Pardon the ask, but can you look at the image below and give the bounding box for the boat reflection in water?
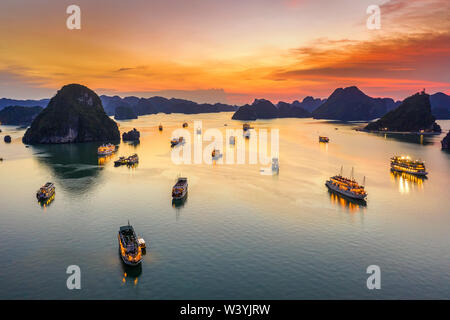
[119,256,142,287]
[97,154,114,165]
[390,170,426,194]
[38,194,55,208]
[172,194,188,208]
[328,190,367,213]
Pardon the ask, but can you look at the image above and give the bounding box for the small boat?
[243,123,252,131]
[229,136,236,145]
[118,222,143,266]
[172,177,188,200]
[158,124,163,131]
[325,168,367,200]
[182,122,188,128]
[272,157,279,172]
[98,143,116,156]
[243,130,251,139]
[212,149,223,160]
[390,155,427,176]
[171,137,185,148]
[196,127,202,135]
[36,182,55,201]
[114,154,139,167]
[319,136,329,143]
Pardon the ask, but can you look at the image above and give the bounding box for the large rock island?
[312,86,399,121]
[23,84,120,144]
[364,91,441,133]
[0,106,43,125]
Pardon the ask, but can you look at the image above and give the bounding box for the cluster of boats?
[325,155,428,201]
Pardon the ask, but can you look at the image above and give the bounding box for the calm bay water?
[0,113,449,299]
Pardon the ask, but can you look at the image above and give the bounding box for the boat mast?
[340,165,343,176]
[351,167,354,181]
[363,176,366,187]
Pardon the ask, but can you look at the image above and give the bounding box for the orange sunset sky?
[0,0,449,104]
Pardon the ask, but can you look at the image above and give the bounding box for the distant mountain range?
[1,88,450,121]
[0,106,43,125]
[232,99,311,120]
[100,95,238,118]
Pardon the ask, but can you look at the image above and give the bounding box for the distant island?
[312,86,400,121]
[232,99,311,120]
[364,91,441,134]
[0,106,43,125]
[114,105,138,120]
[23,84,120,144]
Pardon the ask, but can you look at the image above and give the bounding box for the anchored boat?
[325,168,367,200]
[115,154,139,167]
[118,222,143,266]
[36,182,55,201]
[272,157,279,173]
[212,149,223,160]
[182,122,188,128]
[98,143,116,156]
[172,177,188,200]
[390,156,427,176]
[229,136,236,145]
[319,136,329,143]
[171,137,185,148]
[158,123,163,131]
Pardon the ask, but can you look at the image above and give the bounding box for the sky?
[0,0,449,104]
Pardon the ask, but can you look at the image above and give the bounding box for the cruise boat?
[118,222,143,266]
[114,154,139,167]
[98,143,116,156]
[171,137,185,147]
[229,136,236,145]
[158,124,163,131]
[172,177,188,200]
[390,156,427,176]
[212,149,223,160]
[319,136,329,143]
[325,170,367,200]
[36,182,55,201]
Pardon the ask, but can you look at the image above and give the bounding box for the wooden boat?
[36,182,55,201]
[182,122,188,128]
[319,136,329,143]
[118,222,143,266]
[158,124,163,131]
[98,143,116,156]
[172,177,188,200]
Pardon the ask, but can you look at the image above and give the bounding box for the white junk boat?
[325,167,367,200]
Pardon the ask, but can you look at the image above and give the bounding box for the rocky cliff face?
[365,92,441,133]
[442,131,450,150]
[23,84,120,144]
